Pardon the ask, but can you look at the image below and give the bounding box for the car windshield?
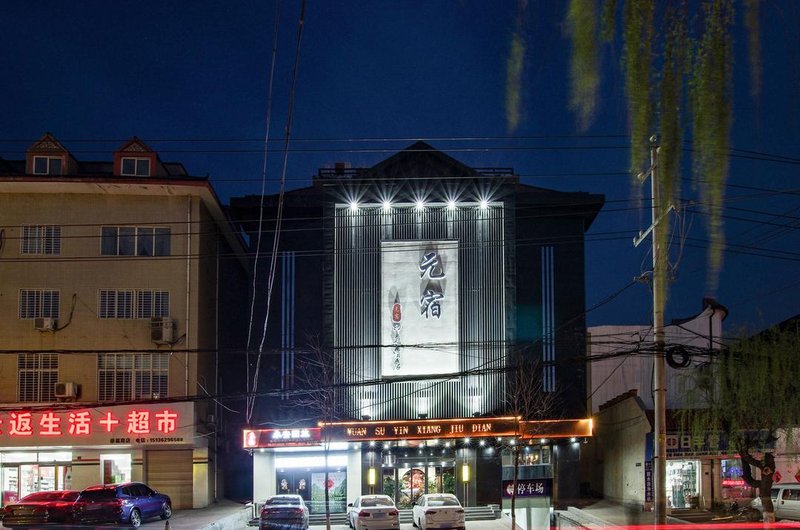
[426,496,459,506]
[20,491,78,502]
[79,489,117,500]
[266,496,301,506]
[361,497,393,507]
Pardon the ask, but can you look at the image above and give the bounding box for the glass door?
[19,464,39,498]
[276,470,311,501]
[1,467,19,506]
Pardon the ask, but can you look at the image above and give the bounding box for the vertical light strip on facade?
[541,246,555,392]
[281,251,296,397]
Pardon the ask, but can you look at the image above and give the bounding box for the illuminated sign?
[722,479,746,487]
[323,417,521,441]
[243,427,322,448]
[243,417,592,448]
[501,478,552,498]
[380,240,459,378]
[0,402,193,447]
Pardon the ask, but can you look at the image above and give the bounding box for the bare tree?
[502,350,558,530]
[293,336,343,530]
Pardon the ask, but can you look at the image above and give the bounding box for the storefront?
[0,401,211,509]
[245,416,591,510]
[644,431,758,509]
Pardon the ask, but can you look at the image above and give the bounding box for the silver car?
[260,494,309,530]
[348,494,399,530]
[412,493,465,530]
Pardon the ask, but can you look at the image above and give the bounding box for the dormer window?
[121,157,151,177]
[32,156,63,175]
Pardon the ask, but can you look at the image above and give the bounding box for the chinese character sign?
[501,479,552,498]
[0,402,193,447]
[381,240,459,377]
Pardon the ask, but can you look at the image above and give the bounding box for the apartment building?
[0,133,249,508]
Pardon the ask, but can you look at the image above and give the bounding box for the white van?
[751,483,800,520]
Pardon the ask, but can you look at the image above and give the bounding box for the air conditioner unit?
[54,382,77,398]
[34,317,57,332]
[150,317,175,344]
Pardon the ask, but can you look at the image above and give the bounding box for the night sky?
[2,1,799,334]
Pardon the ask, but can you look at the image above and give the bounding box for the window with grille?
[101,226,170,256]
[18,353,58,402]
[18,289,60,319]
[98,353,168,402]
[98,289,169,319]
[21,225,61,255]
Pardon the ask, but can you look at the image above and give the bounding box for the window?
[120,157,151,177]
[101,226,170,256]
[98,289,169,319]
[18,353,58,402]
[32,156,63,175]
[18,289,60,319]
[98,353,168,402]
[20,224,61,255]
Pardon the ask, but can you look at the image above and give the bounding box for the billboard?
[381,240,459,377]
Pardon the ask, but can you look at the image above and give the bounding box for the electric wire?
[245,0,283,427]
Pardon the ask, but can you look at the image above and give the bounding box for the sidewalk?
[143,499,252,530]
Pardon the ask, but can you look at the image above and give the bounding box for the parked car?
[347,494,399,530]
[751,483,800,521]
[260,494,309,530]
[2,490,80,527]
[74,482,171,528]
[412,493,465,530]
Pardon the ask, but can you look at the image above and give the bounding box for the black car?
[74,482,172,528]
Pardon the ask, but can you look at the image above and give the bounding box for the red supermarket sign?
[0,402,194,447]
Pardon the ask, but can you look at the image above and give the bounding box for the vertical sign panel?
[381,240,459,377]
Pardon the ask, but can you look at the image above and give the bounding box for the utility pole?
[633,135,671,526]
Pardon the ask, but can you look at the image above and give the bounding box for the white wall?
[252,451,275,503]
[588,301,726,412]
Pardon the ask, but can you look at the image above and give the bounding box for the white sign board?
[381,240,459,377]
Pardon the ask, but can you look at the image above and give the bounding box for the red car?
[2,490,80,527]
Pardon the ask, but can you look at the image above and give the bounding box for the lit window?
[32,156,63,175]
[18,289,60,319]
[20,225,61,255]
[121,157,151,177]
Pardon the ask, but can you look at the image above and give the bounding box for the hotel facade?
[229,143,603,515]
